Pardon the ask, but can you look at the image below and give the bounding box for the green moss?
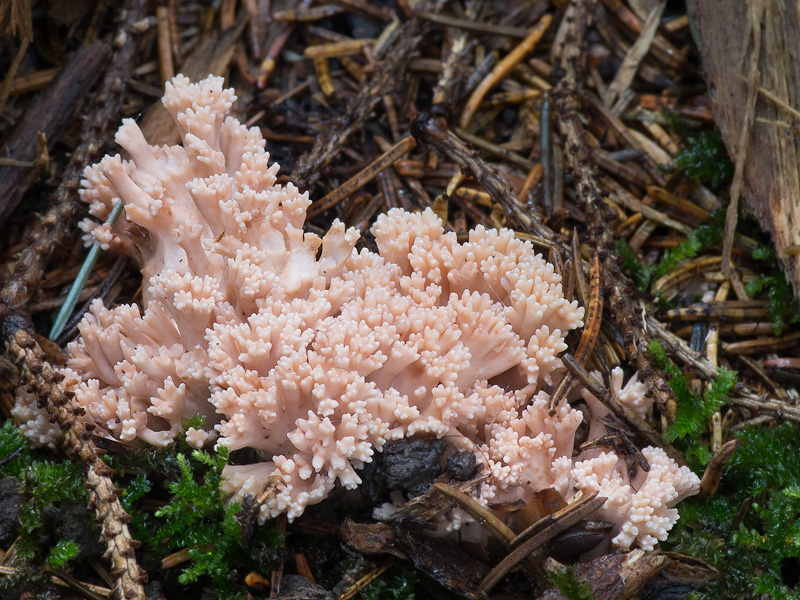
[666,422,800,598]
[648,339,736,444]
[357,569,417,600]
[17,461,87,564]
[672,131,734,188]
[128,447,244,585]
[746,246,799,335]
[615,239,654,291]
[652,206,726,282]
[0,420,89,576]
[616,207,726,292]
[47,539,80,569]
[0,419,32,477]
[548,565,595,600]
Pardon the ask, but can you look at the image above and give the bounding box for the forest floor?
[1,0,799,599]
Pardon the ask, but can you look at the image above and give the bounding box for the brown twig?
[419,12,532,38]
[699,438,738,498]
[459,14,553,129]
[479,492,605,593]
[411,112,551,237]
[308,137,417,218]
[433,482,545,580]
[0,41,110,223]
[548,252,603,411]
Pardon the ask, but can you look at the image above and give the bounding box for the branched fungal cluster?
[13,76,699,551]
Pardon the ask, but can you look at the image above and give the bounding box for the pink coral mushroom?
[36,75,698,547]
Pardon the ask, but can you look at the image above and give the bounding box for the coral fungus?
[17,75,698,549]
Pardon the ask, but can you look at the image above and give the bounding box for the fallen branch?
[0,41,110,223]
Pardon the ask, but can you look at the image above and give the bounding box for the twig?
[646,313,800,423]
[55,254,129,347]
[433,483,515,541]
[540,92,552,213]
[453,126,537,170]
[0,38,30,117]
[603,0,666,108]
[562,352,686,465]
[156,5,174,82]
[0,564,113,599]
[666,300,769,322]
[548,252,603,411]
[551,0,674,415]
[411,112,551,237]
[699,439,738,498]
[479,492,605,593]
[333,558,393,600]
[308,137,416,218]
[419,12,532,38]
[459,14,553,129]
[433,482,544,579]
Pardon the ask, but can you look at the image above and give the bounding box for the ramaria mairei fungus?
[15,75,698,549]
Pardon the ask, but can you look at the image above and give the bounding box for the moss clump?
[667,422,800,599]
[0,419,31,478]
[615,239,655,291]
[548,565,594,600]
[649,339,737,445]
[746,246,800,335]
[652,206,726,282]
[616,207,727,293]
[47,539,81,569]
[125,447,244,586]
[357,569,418,600]
[672,130,734,189]
[0,421,88,562]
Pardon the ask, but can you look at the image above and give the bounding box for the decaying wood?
[688,0,800,294]
[0,40,110,223]
[538,550,669,600]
